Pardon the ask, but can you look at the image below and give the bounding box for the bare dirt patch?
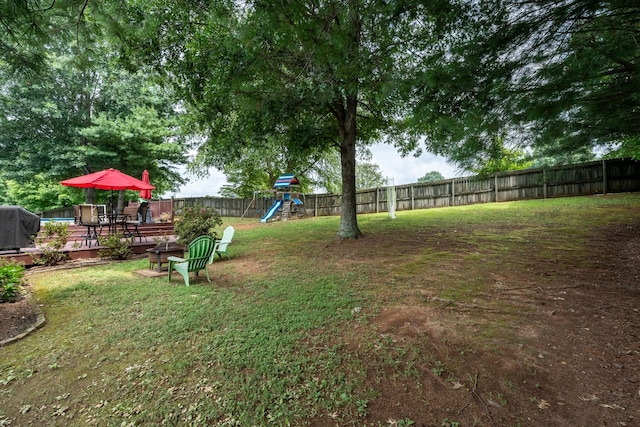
[305,220,640,426]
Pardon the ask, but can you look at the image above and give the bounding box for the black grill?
[0,206,41,253]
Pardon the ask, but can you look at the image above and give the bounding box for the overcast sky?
[168,142,460,198]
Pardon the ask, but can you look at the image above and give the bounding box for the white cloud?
[169,143,458,197]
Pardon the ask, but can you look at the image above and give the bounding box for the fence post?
[375,187,379,213]
[451,178,455,206]
[543,169,547,199]
[494,173,499,202]
[410,185,414,210]
[602,159,608,195]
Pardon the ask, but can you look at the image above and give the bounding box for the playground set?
[258,174,306,223]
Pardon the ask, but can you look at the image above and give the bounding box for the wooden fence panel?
[606,158,640,193]
[356,189,378,214]
[309,193,341,217]
[454,177,493,206]
[496,169,545,201]
[545,162,603,197]
[405,181,451,210]
[38,207,76,218]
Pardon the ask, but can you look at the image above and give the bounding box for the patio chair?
[137,202,149,223]
[167,235,216,286]
[78,204,108,247]
[214,226,234,260]
[117,205,146,243]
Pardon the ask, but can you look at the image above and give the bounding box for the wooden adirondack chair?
[167,235,216,286]
[214,226,235,260]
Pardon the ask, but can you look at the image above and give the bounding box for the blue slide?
[260,200,282,223]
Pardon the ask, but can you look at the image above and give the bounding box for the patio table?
[104,214,129,236]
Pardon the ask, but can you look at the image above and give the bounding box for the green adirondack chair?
[214,226,235,260]
[167,235,216,286]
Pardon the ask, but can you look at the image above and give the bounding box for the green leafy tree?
[414,0,640,169]
[0,0,87,72]
[356,162,388,190]
[528,146,596,169]
[469,137,533,177]
[311,153,343,195]
[417,171,445,183]
[605,137,640,161]
[203,139,324,199]
[0,48,187,211]
[110,1,466,238]
[3,175,81,213]
[510,0,640,159]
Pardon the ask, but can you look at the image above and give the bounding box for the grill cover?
[0,206,41,252]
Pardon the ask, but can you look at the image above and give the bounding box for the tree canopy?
[2,0,638,219]
[0,0,94,73]
[110,0,467,238]
[414,0,640,171]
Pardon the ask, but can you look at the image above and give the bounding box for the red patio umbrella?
[61,168,155,191]
[61,168,156,213]
[140,169,152,200]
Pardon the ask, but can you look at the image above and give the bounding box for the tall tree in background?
[0,48,187,211]
[417,171,445,183]
[112,0,466,238]
[210,140,326,198]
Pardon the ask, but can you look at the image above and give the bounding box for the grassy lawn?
[1,194,640,426]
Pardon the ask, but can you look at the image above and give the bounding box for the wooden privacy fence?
[333,158,639,216]
[40,159,640,219]
[172,194,278,219]
[171,158,640,218]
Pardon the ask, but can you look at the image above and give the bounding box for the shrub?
[173,206,223,246]
[97,233,132,260]
[0,258,25,303]
[33,222,71,266]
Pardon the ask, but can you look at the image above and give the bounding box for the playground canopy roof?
[273,174,300,189]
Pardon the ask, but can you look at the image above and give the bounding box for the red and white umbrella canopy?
[60,168,155,191]
[140,169,152,200]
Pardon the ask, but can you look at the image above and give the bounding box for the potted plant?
[154,212,172,223]
[152,232,172,251]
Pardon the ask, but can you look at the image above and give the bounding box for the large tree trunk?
[117,190,126,214]
[337,95,362,239]
[85,188,96,205]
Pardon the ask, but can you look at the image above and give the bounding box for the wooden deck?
[1,222,176,267]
